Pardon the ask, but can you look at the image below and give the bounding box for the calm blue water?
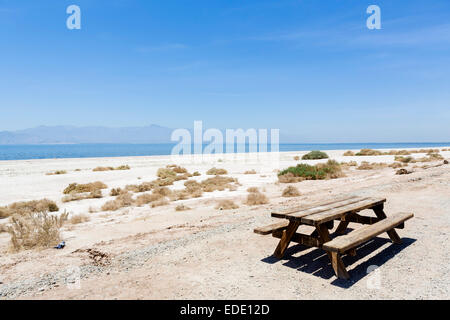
[0,142,449,161]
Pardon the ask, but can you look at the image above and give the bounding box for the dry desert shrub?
[278,172,301,183]
[125,182,154,193]
[157,167,177,179]
[293,156,300,160]
[69,214,90,224]
[153,187,172,197]
[110,188,125,196]
[215,199,239,210]
[175,204,191,211]
[355,149,383,156]
[62,190,103,203]
[46,170,67,175]
[193,171,201,176]
[101,192,134,211]
[8,211,68,251]
[200,176,237,192]
[282,186,300,197]
[386,150,411,155]
[135,193,163,206]
[93,165,130,172]
[170,189,191,201]
[245,191,269,206]
[343,151,355,156]
[206,167,228,175]
[0,199,59,218]
[244,169,257,174]
[151,198,169,208]
[247,187,259,193]
[389,162,406,169]
[340,161,358,168]
[0,224,8,233]
[153,177,175,187]
[63,181,107,194]
[356,162,388,170]
[394,156,413,163]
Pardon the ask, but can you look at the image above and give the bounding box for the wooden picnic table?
[254,195,413,279]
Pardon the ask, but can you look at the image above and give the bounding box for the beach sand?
[0,147,449,299]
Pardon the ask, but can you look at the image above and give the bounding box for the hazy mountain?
[0,125,174,144]
[0,125,302,145]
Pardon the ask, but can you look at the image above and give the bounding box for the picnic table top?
[271,196,386,226]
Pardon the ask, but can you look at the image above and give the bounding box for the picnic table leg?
[331,252,350,280]
[273,220,301,259]
[335,220,349,235]
[316,224,350,280]
[372,204,402,244]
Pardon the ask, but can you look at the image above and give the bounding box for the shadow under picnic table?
[261,233,416,288]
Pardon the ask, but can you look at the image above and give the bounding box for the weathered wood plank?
[331,252,350,279]
[300,197,386,225]
[372,205,402,244]
[334,214,405,229]
[271,195,359,218]
[272,196,368,220]
[273,220,301,258]
[253,221,290,235]
[322,212,414,253]
[272,230,321,247]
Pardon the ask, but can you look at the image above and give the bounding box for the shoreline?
[1,142,450,162]
[0,145,449,164]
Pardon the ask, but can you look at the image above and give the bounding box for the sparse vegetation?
[356,162,388,170]
[69,214,91,224]
[206,167,228,175]
[247,187,259,193]
[302,150,329,160]
[8,211,68,251]
[282,186,300,197]
[293,156,300,160]
[101,192,134,211]
[215,199,239,210]
[62,190,103,203]
[343,151,355,156]
[394,156,413,163]
[193,171,201,176]
[200,176,238,192]
[245,191,269,205]
[93,165,130,172]
[110,188,125,196]
[278,160,343,183]
[244,169,257,174]
[355,149,383,156]
[63,181,107,194]
[135,193,163,206]
[151,198,169,208]
[175,204,191,211]
[0,199,59,218]
[125,182,154,193]
[46,170,67,175]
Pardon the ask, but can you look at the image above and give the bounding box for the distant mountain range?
[0,125,300,145]
[0,125,175,144]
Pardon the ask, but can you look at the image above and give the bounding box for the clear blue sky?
[1,0,449,142]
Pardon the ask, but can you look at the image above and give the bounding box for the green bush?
[301,150,329,160]
[278,160,342,181]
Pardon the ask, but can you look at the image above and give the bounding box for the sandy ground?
[0,148,449,299]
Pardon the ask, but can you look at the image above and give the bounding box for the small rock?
[396,168,411,175]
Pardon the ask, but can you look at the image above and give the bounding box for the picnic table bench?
[254,195,413,279]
